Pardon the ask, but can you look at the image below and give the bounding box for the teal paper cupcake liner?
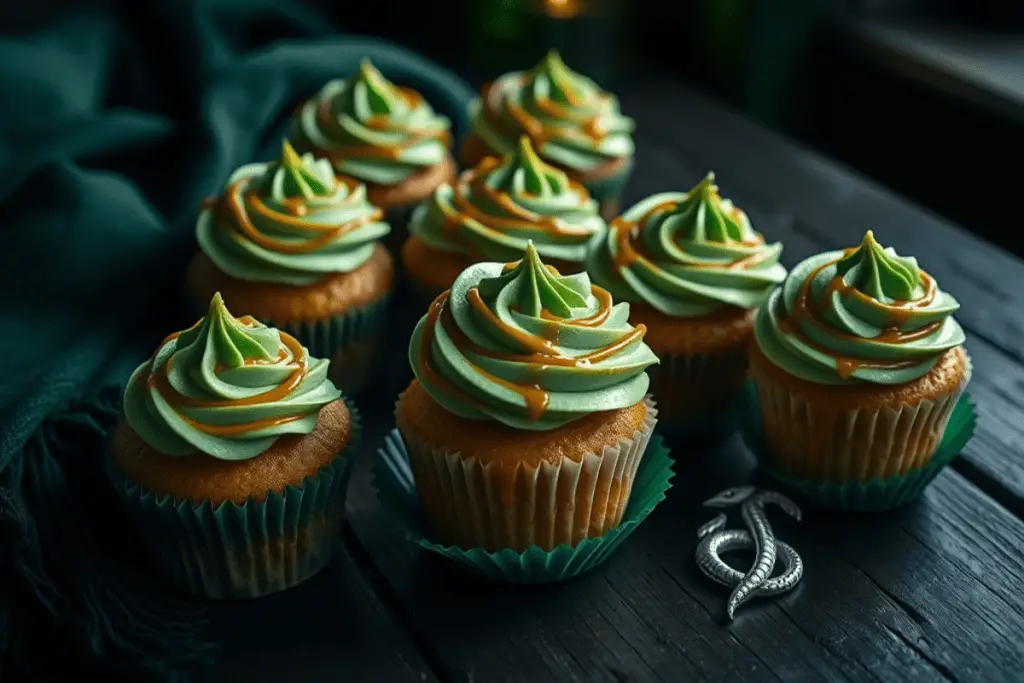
[109,399,362,599]
[372,429,674,583]
[739,382,976,511]
[269,291,391,396]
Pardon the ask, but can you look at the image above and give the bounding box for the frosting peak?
[289,60,452,186]
[408,138,605,265]
[497,241,588,318]
[196,142,390,287]
[587,178,787,317]
[489,136,563,197]
[275,140,332,198]
[469,51,634,173]
[755,231,966,385]
[835,230,920,301]
[409,247,657,430]
[124,294,341,460]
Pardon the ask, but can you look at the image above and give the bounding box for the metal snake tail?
[695,486,804,620]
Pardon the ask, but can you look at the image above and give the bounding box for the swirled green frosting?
[754,231,966,385]
[197,140,389,287]
[124,293,341,460]
[588,173,787,317]
[290,59,451,185]
[469,50,634,173]
[409,136,605,264]
[409,242,657,430]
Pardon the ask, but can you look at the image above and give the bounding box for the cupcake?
[187,140,394,395]
[587,173,787,434]
[289,58,456,243]
[403,135,606,304]
[750,230,970,486]
[108,293,358,599]
[396,242,660,552]
[461,50,634,220]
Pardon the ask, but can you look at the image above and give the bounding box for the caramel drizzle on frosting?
[315,86,451,161]
[482,77,612,150]
[609,200,769,273]
[147,324,311,436]
[437,157,593,254]
[211,179,383,255]
[780,258,942,379]
[419,286,643,422]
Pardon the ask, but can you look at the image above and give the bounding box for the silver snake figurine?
[695,486,804,620]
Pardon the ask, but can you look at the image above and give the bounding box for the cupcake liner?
[648,348,749,441]
[109,399,362,599]
[269,292,391,396]
[373,404,674,583]
[740,381,976,511]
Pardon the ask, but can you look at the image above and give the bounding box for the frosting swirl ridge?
[469,50,634,173]
[409,136,605,264]
[409,243,657,430]
[124,293,342,460]
[754,231,966,385]
[197,140,389,287]
[588,173,787,316]
[290,59,452,185]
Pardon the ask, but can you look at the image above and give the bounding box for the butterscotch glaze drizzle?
[437,158,592,247]
[609,200,769,273]
[313,87,451,162]
[483,77,612,150]
[418,285,645,422]
[147,329,311,436]
[214,180,383,254]
[780,258,942,377]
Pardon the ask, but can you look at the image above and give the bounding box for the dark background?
[1,0,1019,252]
[333,0,1021,257]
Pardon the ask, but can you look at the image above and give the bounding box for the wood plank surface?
[346,381,1024,683]
[337,75,1024,683]
[200,543,438,683]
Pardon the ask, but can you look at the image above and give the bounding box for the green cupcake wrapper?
[267,290,391,396]
[109,398,362,599]
[739,381,977,511]
[268,290,390,359]
[372,429,674,583]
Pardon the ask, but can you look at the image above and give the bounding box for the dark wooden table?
[201,72,1024,683]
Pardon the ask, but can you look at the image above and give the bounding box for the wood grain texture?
[346,369,1024,682]
[335,72,1024,683]
[622,92,1024,515]
[199,543,437,683]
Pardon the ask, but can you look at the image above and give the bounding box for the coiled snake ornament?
[695,486,804,620]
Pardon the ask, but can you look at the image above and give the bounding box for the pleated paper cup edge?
[741,378,977,510]
[108,397,362,597]
[372,406,675,582]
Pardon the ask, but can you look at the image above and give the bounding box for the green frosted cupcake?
[587,173,787,436]
[394,242,663,555]
[186,140,394,395]
[402,135,606,305]
[748,231,971,507]
[461,50,634,220]
[108,293,359,599]
[289,58,457,244]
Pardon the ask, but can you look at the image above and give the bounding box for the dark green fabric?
[0,2,473,681]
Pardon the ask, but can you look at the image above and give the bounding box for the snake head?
[703,486,757,508]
